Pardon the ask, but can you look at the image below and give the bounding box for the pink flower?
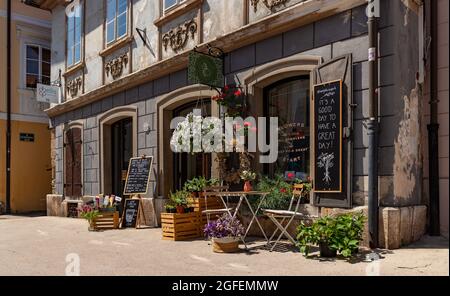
[234,90,242,96]
[244,122,251,127]
[287,172,295,179]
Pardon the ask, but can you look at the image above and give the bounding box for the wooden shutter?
[312,54,353,208]
[64,127,82,198]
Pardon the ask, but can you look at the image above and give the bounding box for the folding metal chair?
[201,185,232,224]
[263,184,316,252]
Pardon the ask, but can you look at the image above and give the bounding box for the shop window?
[25,45,51,88]
[67,1,83,67]
[106,0,128,45]
[164,0,186,12]
[264,76,310,180]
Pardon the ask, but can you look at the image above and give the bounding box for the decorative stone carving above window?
[67,77,82,97]
[251,0,289,12]
[105,53,129,80]
[162,19,198,52]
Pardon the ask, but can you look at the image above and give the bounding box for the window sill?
[63,62,85,77]
[99,35,134,57]
[154,0,203,27]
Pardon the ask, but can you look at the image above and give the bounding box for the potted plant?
[184,177,220,197]
[211,85,246,117]
[296,212,365,258]
[169,190,189,214]
[203,214,245,253]
[78,204,99,231]
[164,204,177,213]
[240,170,256,192]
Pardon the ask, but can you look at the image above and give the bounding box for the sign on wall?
[188,52,224,88]
[123,156,153,196]
[20,133,35,142]
[313,80,343,193]
[36,83,60,104]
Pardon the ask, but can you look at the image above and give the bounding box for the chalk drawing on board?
[317,153,335,184]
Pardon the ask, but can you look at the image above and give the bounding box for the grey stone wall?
[51,1,424,209]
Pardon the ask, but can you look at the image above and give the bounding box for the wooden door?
[64,127,82,198]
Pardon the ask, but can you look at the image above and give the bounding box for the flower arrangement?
[78,204,99,228]
[170,112,222,154]
[212,85,246,117]
[240,170,256,181]
[203,214,245,239]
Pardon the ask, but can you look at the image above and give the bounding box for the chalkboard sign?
[123,156,153,195]
[122,199,140,228]
[313,80,343,193]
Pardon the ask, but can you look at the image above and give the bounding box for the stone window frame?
[98,106,138,195]
[63,121,84,198]
[156,84,218,197]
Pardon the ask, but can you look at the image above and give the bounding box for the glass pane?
[26,45,39,59]
[42,48,51,63]
[67,47,73,66]
[26,60,39,74]
[106,0,116,22]
[26,74,38,88]
[41,76,51,85]
[106,21,115,43]
[67,27,74,48]
[42,62,50,76]
[74,44,81,63]
[165,0,177,9]
[117,13,127,38]
[118,0,127,14]
[266,78,311,179]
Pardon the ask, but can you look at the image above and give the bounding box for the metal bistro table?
[214,191,270,246]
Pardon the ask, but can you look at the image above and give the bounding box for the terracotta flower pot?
[243,181,252,192]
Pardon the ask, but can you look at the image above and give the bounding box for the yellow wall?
[0,120,52,213]
[1,0,52,213]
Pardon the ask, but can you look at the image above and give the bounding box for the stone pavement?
[0,216,448,276]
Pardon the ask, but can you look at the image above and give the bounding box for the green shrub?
[296,212,366,258]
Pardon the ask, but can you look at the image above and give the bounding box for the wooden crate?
[92,212,119,230]
[161,212,201,241]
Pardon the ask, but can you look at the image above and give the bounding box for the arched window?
[264,76,311,180]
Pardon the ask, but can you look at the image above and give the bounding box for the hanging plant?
[170,112,222,154]
[212,85,246,117]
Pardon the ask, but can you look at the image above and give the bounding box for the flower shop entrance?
[173,100,212,191]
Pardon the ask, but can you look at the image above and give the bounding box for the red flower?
[280,188,287,193]
[244,122,251,127]
[287,172,295,179]
[234,90,242,96]
[224,85,229,91]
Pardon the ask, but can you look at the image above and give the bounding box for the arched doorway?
[263,76,311,180]
[172,100,212,190]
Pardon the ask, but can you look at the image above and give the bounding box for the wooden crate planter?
[92,211,119,231]
[161,212,201,241]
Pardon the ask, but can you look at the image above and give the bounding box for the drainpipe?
[5,0,12,214]
[367,12,379,248]
[428,0,440,236]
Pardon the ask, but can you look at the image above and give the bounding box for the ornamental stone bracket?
[251,0,289,12]
[105,53,129,80]
[66,77,82,97]
[162,19,198,52]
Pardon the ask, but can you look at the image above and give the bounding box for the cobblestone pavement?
[0,216,448,276]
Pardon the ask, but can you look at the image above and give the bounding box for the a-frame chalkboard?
[123,156,153,196]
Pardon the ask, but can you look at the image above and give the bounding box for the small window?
[106,0,128,45]
[164,0,186,11]
[67,2,83,67]
[26,45,51,89]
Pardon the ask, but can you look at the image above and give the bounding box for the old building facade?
[41,0,448,245]
[0,0,52,213]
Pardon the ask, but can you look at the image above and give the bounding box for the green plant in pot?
[169,190,189,214]
[183,177,219,196]
[164,203,177,214]
[296,212,365,258]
